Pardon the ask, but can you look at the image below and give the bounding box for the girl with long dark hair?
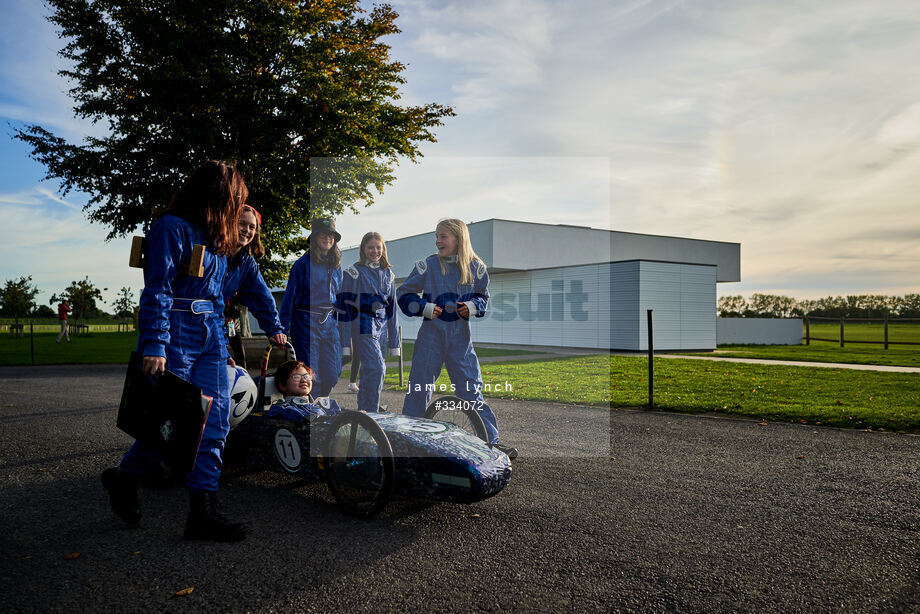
[223,204,287,364]
[102,160,251,541]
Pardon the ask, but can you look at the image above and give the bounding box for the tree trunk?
[239,305,252,338]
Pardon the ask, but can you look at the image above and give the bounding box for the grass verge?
[680,341,920,367]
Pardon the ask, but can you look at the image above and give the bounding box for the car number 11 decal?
[274,428,302,472]
[401,421,449,434]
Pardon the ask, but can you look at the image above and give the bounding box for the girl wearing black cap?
[279,218,344,397]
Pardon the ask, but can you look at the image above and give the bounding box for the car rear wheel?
[324,411,395,518]
[424,395,489,442]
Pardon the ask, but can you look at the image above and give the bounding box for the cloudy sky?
[2,0,919,309]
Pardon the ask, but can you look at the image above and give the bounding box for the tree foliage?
[0,276,40,324]
[15,0,454,285]
[32,305,56,318]
[55,277,106,321]
[718,293,920,318]
[112,286,135,318]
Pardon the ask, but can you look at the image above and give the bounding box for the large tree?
[53,276,106,322]
[111,286,135,318]
[16,0,453,285]
[0,276,40,325]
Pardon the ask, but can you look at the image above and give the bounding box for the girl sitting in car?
[267,360,341,420]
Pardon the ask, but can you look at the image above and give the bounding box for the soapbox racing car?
[227,344,512,517]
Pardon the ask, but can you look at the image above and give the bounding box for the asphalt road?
[0,365,917,613]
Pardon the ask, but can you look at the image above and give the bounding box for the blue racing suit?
[224,252,284,341]
[340,262,401,411]
[396,254,499,443]
[279,251,342,397]
[120,214,231,492]
[267,396,342,421]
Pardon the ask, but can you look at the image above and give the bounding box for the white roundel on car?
[227,365,258,429]
[274,428,302,472]
[403,421,449,434]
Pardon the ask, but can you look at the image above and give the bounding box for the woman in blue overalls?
[397,218,516,459]
[340,232,401,411]
[224,204,286,357]
[101,161,251,541]
[279,217,343,398]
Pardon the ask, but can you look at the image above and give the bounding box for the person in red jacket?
[56,300,72,343]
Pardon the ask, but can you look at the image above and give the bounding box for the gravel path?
[0,365,917,613]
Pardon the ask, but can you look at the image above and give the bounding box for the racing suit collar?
[440,255,458,263]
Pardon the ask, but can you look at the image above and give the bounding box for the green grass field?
[4,332,919,433]
[0,318,122,325]
[385,354,920,432]
[611,356,920,432]
[391,342,543,362]
[0,335,541,367]
[383,354,611,405]
[684,341,920,367]
[0,317,132,334]
[671,321,920,367]
[805,320,920,344]
[0,332,138,365]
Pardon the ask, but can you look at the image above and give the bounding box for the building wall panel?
[611,261,638,350]
[382,260,716,351]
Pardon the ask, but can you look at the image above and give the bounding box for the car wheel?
[324,410,395,518]
[424,395,489,442]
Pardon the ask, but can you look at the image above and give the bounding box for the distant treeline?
[718,293,920,319]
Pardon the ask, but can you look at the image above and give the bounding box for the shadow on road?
[1,470,423,612]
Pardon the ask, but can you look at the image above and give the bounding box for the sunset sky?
[1,0,918,308]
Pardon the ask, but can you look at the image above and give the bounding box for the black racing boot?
[490,443,519,460]
[101,466,141,527]
[140,461,183,490]
[184,491,247,542]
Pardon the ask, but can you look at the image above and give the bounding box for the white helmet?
[227,365,258,429]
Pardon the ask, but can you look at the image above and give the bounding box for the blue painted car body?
[229,408,512,504]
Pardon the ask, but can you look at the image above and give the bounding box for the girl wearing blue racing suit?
[224,204,286,362]
[266,360,343,420]
[396,218,517,459]
[340,232,401,411]
[279,217,343,397]
[102,160,252,541]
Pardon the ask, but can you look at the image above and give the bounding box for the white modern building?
[334,219,740,351]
